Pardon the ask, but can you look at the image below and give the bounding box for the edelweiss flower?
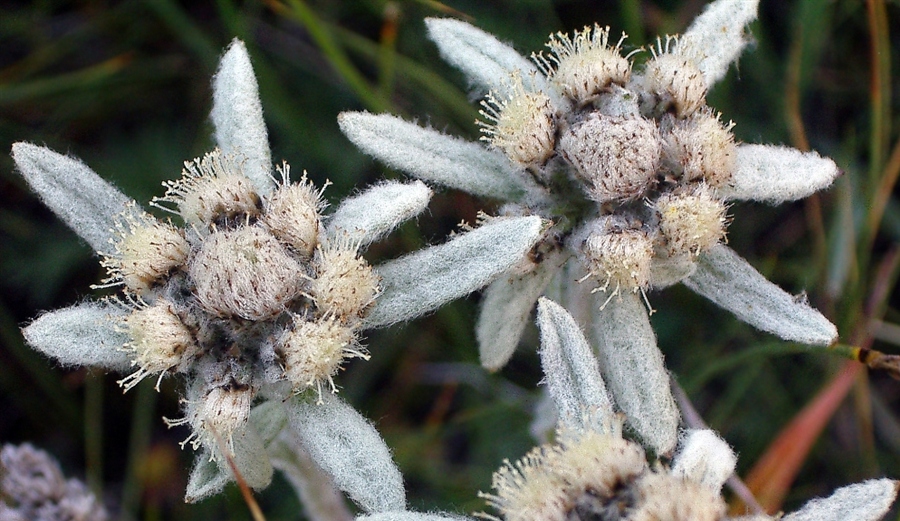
[338,0,840,454]
[12,40,544,504]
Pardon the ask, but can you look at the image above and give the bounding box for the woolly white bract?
[339,0,840,454]
[11,39,545,507]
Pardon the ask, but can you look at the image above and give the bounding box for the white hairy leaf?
[326,180,432,247]
[424,18,555,100]
[249,400,288,445]
[671,429,736,492]
[286,393,406,513]
[685,244,838,345]
[229,425,273,490]
[536,297,615,432]
[338,112,525,200]
[11,143,141,253]
[211,39,274,195]
[593,291,679,455]
[783,479,899,521]
[678,0,760,87]
[22,302,132,371]
[477,251,566,370]
[366,216,545,328]
[184,451,230,503]
[718,144,840,204]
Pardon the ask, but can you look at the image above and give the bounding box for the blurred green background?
[1,0,899,519]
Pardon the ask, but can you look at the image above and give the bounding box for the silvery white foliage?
[338,112,526,200]
[677,0,760,87]
[286,392,406,514]
[358,513,473,521]
[721,144,842,204]
[211,39,274,196]
[365,215,545,328]
[781,479,899,521]
[423,18,556,102]
[326,180,432,246]
[478,250,569,371]
[535,297,615,432]
[594,292,679,455]
[22,302,132,371]
[11,143,141,253]
[685,243,838,345]
[671,429,737,492]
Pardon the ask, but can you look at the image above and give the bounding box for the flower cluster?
[339,0,841,455]
[0,443,109,521]
[12,38,545,504]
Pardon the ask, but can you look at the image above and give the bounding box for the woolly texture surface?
[721,144,840,204]
[685,244,838,345]
[327,180,432,246]
[338,112,525,200]
[23,302,132,370]
[536,297,615,431]
[671,429,736,492]
[11,143,140,253]
[424,17,559,105]
[211,40,273,195]
[287,393,406,514]
[782,479,899,521]
[185,451,231,503]
[593,291,679,455]
[477,250,566,370]
[366,216,544,327]
[677,0,760,87]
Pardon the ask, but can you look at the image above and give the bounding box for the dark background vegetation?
[1,0,899,519]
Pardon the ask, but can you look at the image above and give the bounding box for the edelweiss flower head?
[338,0,842,452]
[14,36,547,503]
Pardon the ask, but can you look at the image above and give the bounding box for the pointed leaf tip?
[11,143,140,253]
[679,0,760,87]
[721,145,840,204]
[212,39,274,195]
[685,244,838,345]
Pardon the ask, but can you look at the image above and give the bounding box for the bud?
[535,24,631,103]
[662,110,736,186]
[559,113,660,203]
[119,299,198,391]
[479,74,556,167]
[631,473,726,521]
[100,208,189,296]
[655,185,728,257]
[581,217,654,305]
[167,380,254,454]
[311,241,380,319]
[262,163,325,257]
[641,39,707,118]
[277,315,366,400]
[155,149,261,228]
[190,226,306,320]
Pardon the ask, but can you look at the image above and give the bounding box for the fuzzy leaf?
[536,298,615,432]
[230,426,273,490]
[366,216,545,328]
[326,180,432,247]
[718,145,840,204]
[339,112,525,201]
[593,291,679,455]
[685,244,838,345]
[211,39,274,195]
[184,451,230,503]
[477,251,566,370]
[671,429,736,492]
[424,18,554,100]
[11,143,141,253]
[783,479,899,521]
[286,393,405,513]
[678,0,760,87]
[249,400,287,446]
[22,302,132,371]
[358,513,473,521]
